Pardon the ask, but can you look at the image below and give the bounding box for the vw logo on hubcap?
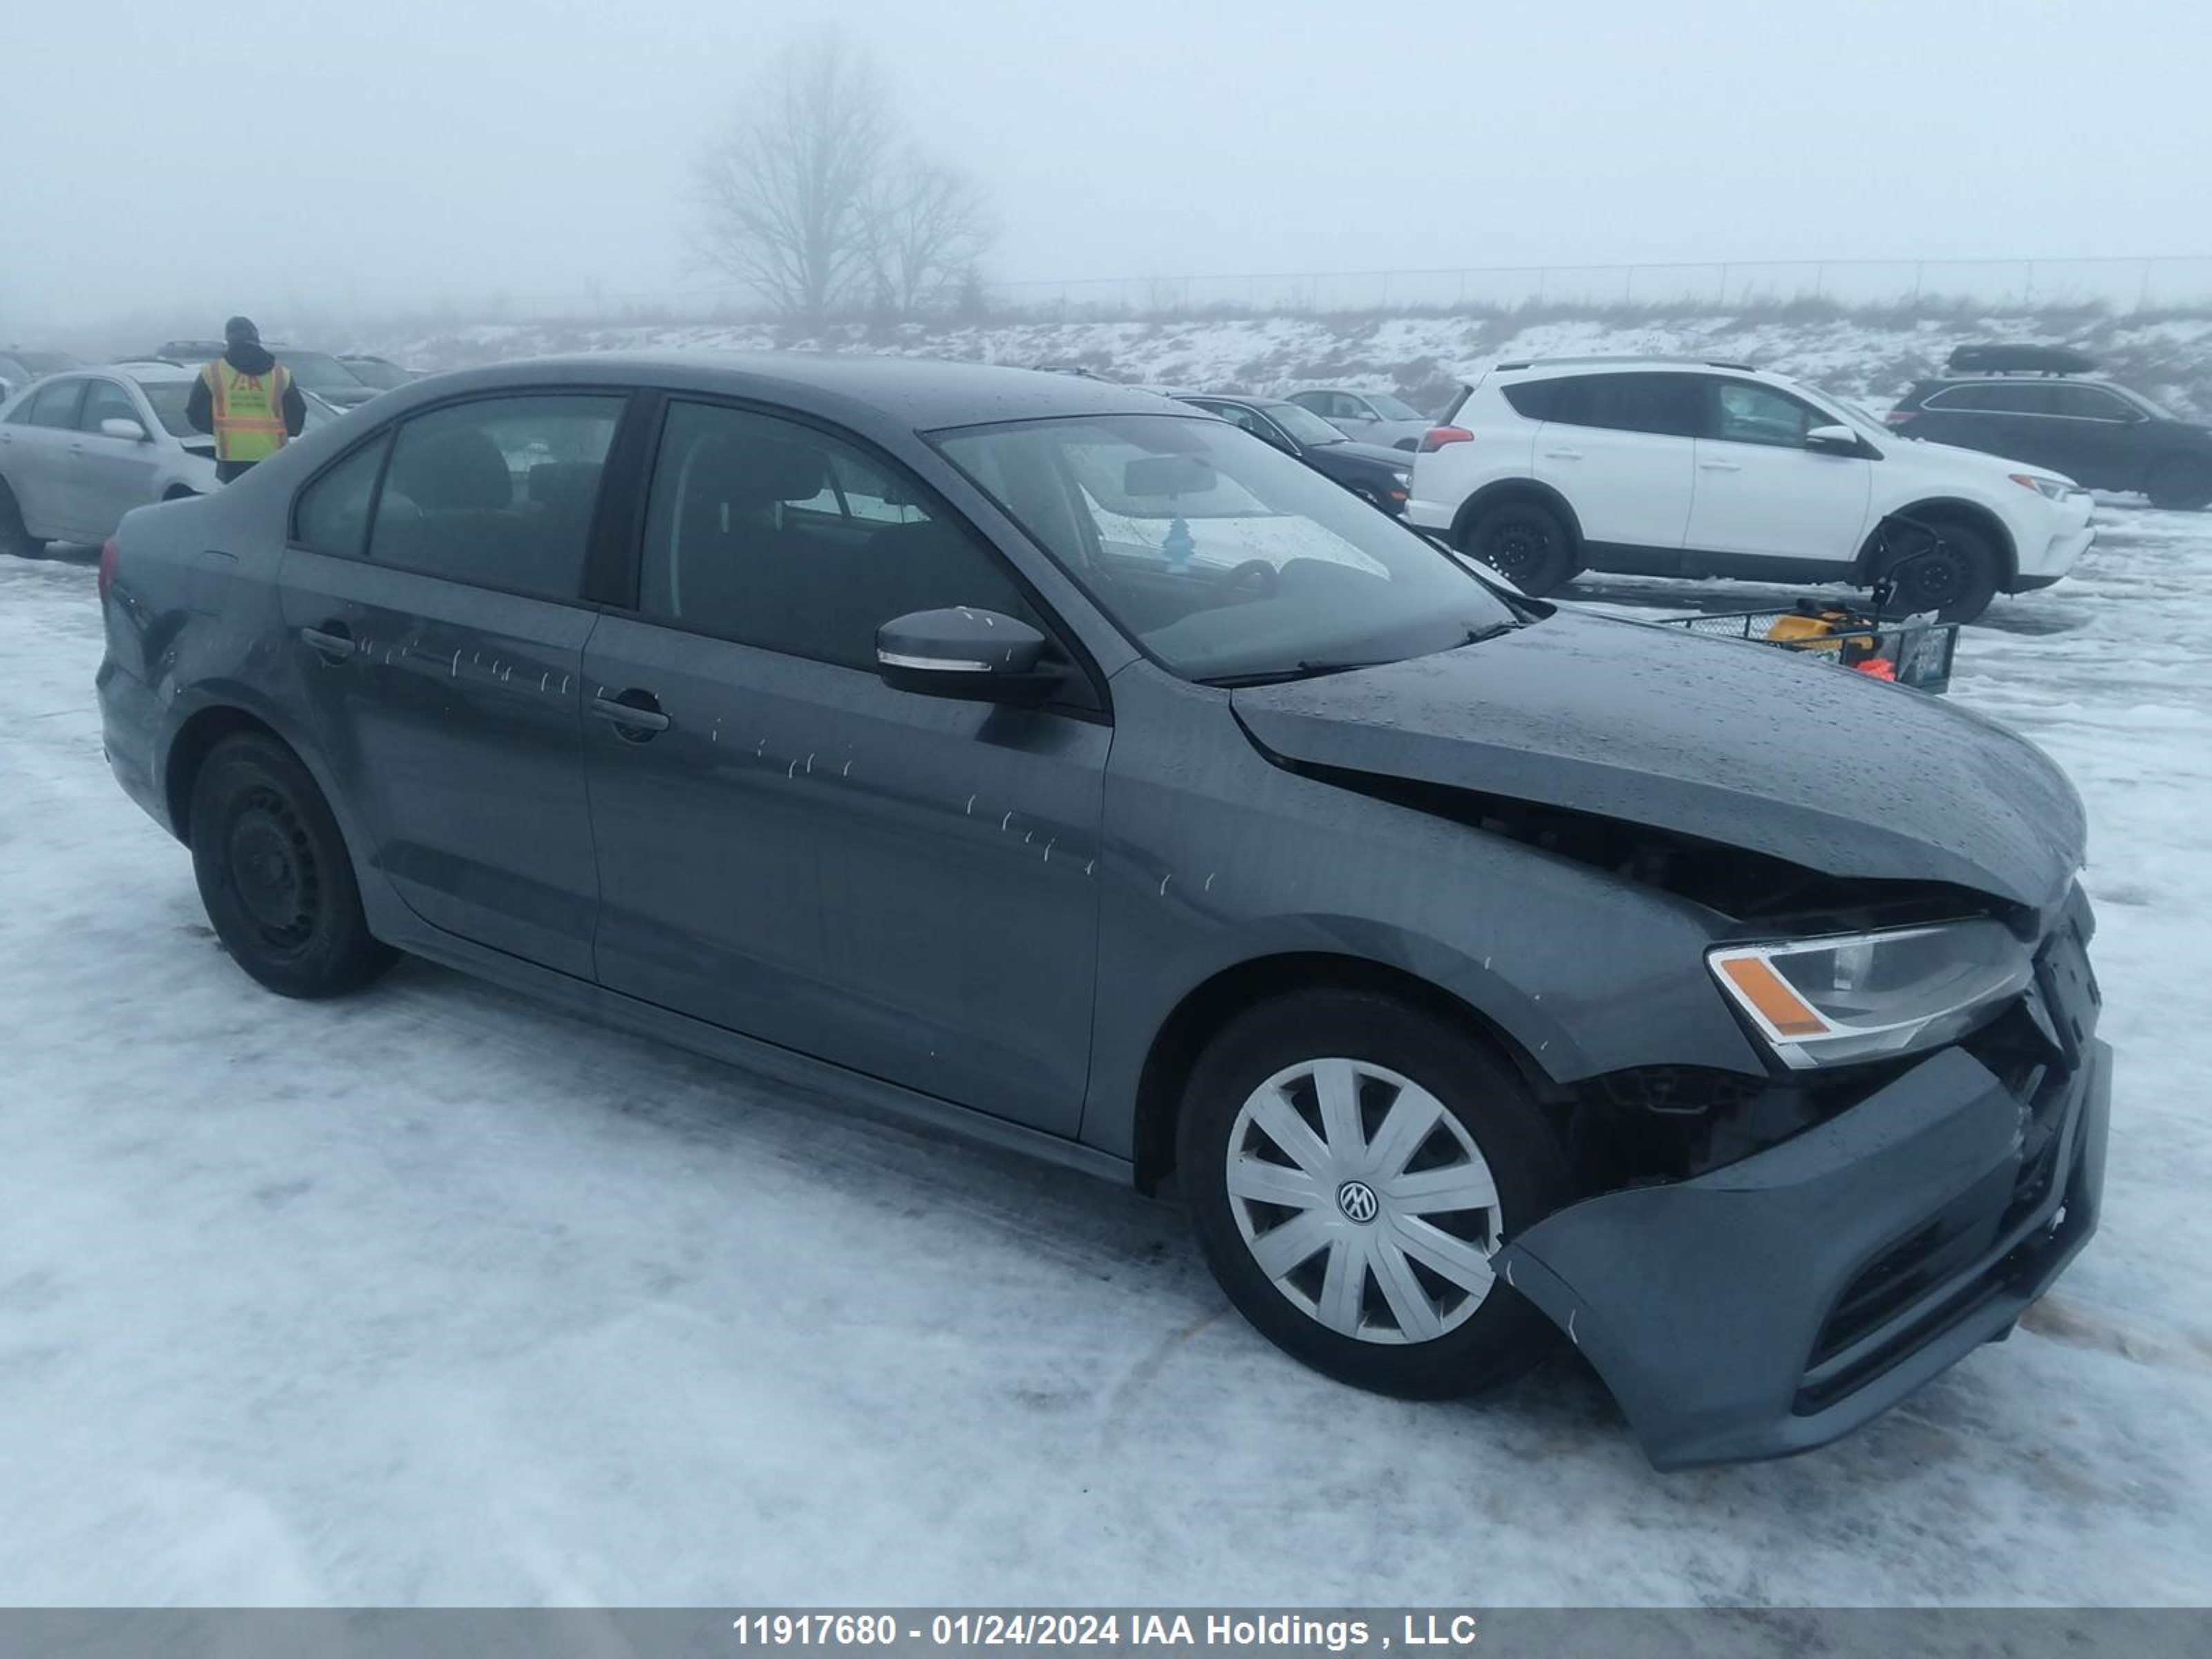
[1336,1179,1380,1224]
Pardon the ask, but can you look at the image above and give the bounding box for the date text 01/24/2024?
[729,1612,1483,1650]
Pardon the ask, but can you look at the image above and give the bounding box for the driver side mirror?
[98,417,149,442]
[877,608,1058,704]
[1804,424,1862,456]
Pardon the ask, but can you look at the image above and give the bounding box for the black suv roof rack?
[1944,344,2099,377]
[1493,355,1756,373]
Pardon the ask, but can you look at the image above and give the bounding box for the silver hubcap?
[1226,1058,1505,1345]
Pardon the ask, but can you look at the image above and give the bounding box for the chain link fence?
[970,256,2212,319]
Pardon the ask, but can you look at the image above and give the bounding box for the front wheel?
[188,733,397,998]
[1875,520,2000,624]
[2145,456,2212,511]
[1177,989,1573,1398]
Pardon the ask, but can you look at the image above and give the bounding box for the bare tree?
[691,32,892,322]
[862,152,997,317]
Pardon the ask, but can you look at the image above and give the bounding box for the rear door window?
[293,436,392,558]
[364,395,622,599]
[25,380,86,429]
[1508,373,1698,437]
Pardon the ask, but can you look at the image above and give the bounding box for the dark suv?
[1888,346,2212,509]
[95,353,2110,1469]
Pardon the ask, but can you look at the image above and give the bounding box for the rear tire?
[1875,519,2000,624]
[188,733,396,999]
[1178,988,1573,1399]
[2145,456,2212,511]
[1461,498,1577,595]
[0,479,47,559]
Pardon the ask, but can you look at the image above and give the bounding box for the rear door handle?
[1542,448,1584,460]
[299,624,357,663]
[1698,460,1745,472]
[590,689,671,739]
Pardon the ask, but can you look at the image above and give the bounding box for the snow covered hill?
[358,304,2212,421]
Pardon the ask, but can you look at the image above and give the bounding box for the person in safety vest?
[186,316,307,482]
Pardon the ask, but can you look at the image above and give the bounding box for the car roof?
[400,351,1183,430]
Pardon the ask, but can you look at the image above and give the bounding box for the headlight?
[1708,920,2032,1069]
[2008,472,2076,501]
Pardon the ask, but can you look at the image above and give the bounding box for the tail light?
[1418,426,1474,453]
[97,537,120,603]
[1884,410,1915,425]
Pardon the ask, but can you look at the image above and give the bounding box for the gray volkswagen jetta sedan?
[95,353,2109,1468]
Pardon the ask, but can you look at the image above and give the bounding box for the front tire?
[1875,519,2000,624]
[2145,456,2212,511]
[1177,989,1573,1399]
[1461,498,1577,594]
[188,733,396,998]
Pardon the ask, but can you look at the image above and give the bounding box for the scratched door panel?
[581,615,1106,1136]
[278,547,599,977]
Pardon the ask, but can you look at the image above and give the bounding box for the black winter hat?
[223,315,259,345]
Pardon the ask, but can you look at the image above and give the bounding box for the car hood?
[1896,435,2082,489]
[1230,608,2084,911]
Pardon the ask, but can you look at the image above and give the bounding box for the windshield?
[279,350,371,393]
[135,381,198,438]
[1367,393,1425,421]
[934,413,1519,683]
[1258,400,1349,447]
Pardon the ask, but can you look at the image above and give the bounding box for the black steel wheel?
[188,733,396,998]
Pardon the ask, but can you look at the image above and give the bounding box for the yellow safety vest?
[202,359,292,463]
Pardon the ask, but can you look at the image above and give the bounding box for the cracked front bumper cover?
[1494,1039,2110,1470]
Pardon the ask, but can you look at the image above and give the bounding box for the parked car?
[1,364,225,554]
[0,364,348,556]
[96,354,2108,1469]
[150,339,382,409]
[1170,391,1413,514]
[1286,386,1433,451]
[1886,346,2212,510]
[1407,357,2097,621]
[337,354,422,391]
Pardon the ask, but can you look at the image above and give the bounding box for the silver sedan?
[1284,386,1435,451]
[0,362,339,554]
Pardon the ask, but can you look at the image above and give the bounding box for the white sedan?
[0,361,339,555]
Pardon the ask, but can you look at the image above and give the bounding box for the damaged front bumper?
[1496,1030,2110,1471]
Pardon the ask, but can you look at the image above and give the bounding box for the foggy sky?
[7,0,2208,338]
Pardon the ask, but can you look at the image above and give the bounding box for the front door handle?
[299,624,356,663]
[590,689,671,740]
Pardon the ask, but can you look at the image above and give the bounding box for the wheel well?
[1448,480,1584,552]
[1129,953,1550,1194]
[162,485,198,501]
[164,706,284,841]
[1858,500,2016,585]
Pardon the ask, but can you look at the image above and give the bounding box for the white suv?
[1405,358,2096,621]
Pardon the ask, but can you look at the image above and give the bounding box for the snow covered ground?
[1,509,2209,1608]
